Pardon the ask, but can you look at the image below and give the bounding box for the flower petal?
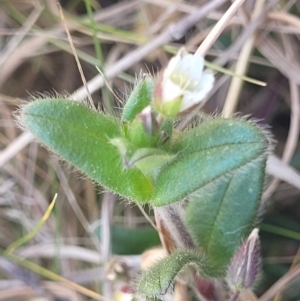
[162,78,184,102]
[199,70,215,94]
[174,55,204,83]
[180,70,215,112]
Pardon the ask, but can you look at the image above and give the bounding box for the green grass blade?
[6,194,57,254]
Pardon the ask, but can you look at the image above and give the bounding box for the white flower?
[154,48,214,117]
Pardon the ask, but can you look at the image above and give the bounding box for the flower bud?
[153,48,214,118]
[126,105,160,148]
[137,105,159,138]
[226,228,261,292]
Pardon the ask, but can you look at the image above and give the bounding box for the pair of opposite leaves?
[21,77,269,272]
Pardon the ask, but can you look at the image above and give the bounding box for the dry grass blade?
[195,0,246,57]
[3,251,111,301]
[5,194,57,253]
[268,11,300,28]
[266,155,300,191]
[273,248,300,301]
[222,0,266,117]
[72,0,228,100]
[214,0,280,67]
[0,281,81,301]
[58,3,95,110]
[257,37,300,84]
[240,290,259,301]
[0,35,50,87]
[0,132,33,168]
[51,159,101,251]
[100,192,115,299]
[0,2,44,67]
[263,35,300,199]
[17,244,102,263]
[258,265,300,301]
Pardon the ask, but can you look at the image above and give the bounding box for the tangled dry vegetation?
[0,1,300,301]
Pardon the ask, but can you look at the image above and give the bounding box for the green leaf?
[152,118,268,206]
[110,137,137,166]
[22,99,153,202]
[137,249,209,299]
[110,137,175,180]
[186,156,266,275]
[130,148,176,181]
[121,77,155,122]
[150,118,268,274]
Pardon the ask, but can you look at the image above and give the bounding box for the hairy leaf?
[186,156,266,275]
[21,99,153,202]
[122,77,155,122]
[152,118,268,206]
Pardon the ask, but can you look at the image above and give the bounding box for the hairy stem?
[156,204,195,249]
